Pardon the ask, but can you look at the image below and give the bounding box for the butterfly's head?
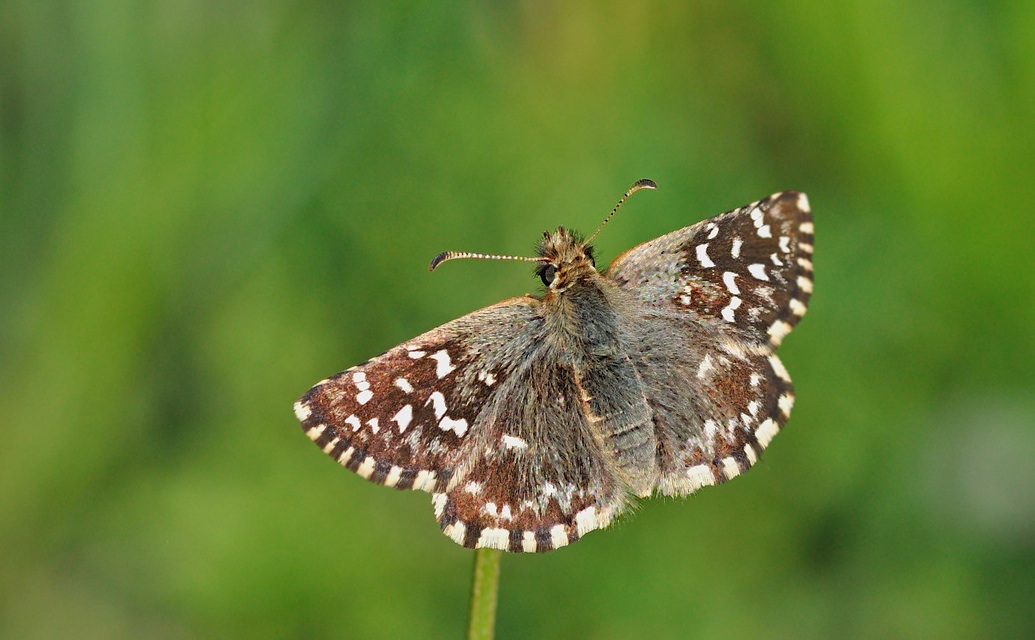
[534,178,656,293]
[535,227,597,292]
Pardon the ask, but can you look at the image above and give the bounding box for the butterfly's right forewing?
[608,191,813,350]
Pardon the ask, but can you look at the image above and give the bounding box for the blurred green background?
[3,2,1034,638]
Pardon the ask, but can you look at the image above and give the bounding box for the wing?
[621,306,798,495]
[607,191,813,350]
[294,297,629,552]
[606,192,813,494]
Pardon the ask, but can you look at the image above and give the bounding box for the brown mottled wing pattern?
[609,192,813,349]
[294,297,629,552]
[607,191,814,494]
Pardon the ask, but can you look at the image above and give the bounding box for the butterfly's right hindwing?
[620,306,797,495]
[607,192,813,495]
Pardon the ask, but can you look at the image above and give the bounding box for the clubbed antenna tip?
[585,178,658,244]
[429,252,452,271]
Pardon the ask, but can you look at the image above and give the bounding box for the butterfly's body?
[295,185,813,552]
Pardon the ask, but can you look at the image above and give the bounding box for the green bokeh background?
[3,2,1034,638]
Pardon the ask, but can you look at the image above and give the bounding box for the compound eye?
[540,264,558,286]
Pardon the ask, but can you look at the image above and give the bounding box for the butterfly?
[294,180,813,552]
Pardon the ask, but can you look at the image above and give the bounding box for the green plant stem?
[467,548,502,640]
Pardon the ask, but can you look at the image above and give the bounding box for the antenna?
[584,178,657,245]
[429,251,548,272]
[429,179,657,271]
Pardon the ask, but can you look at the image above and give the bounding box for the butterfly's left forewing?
[295,296,629,552]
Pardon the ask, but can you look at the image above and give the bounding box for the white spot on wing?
[432,492,447,517]
[550,524,569,549]
[697,354,715,380]
[696,243,715,268]
[756,418,779,448]
[392,404,413,432]
[722,271,740,295]
[521,531,537,553]
[768,320,793,345]
[293,401,312,422]
[427,391,447,419]
[744,443,758,465]
[769,354,792,382]
[445,521,466,545]
[707,223,719,239]
[797,275,814,294]
[321,436,338,454]
[394,378,414,393]
[799,219,814,234]
[789,298,807,316]
[352,372,370,391]
[416,470,438,492]
[779,236,791,253]
[748,263,769,281]
[687,465,715,491]
[757,224,772,238]
[721,457,741,479]
[356,456,376,479]
[366,417,379,434]
[501,434,528,450]
[575,507,598,537]
[356,389,373,405]
[407,350,425,359]
[430,349,456,378]
[384,465,403,487]
[338,446,355,465]
[439,415,469,437]
[304,420,320,441]
[731,237,743,258]
[477,527,509,550]
[778,393,795,417]
[345,415,362,431]
[307,423,326,443]
[721,296,742,322]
